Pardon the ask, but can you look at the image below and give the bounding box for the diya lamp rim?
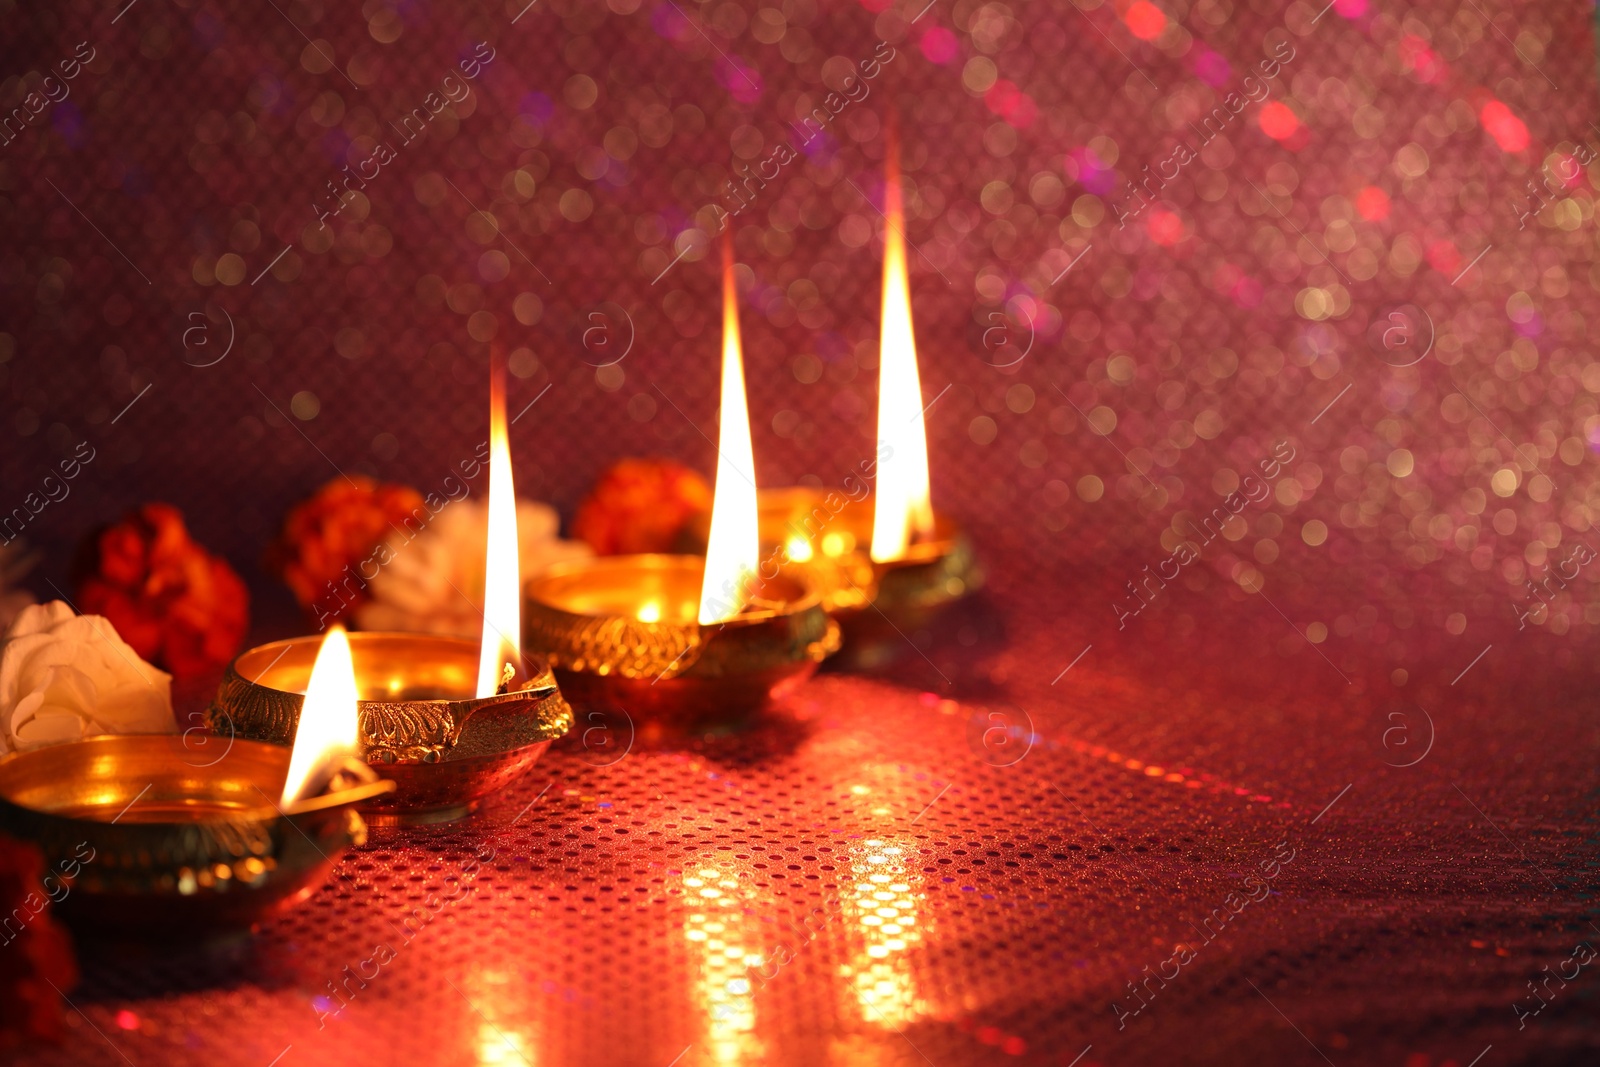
[526,551,831,628]
[0,732,395,827]
[756,484,972,566]
[0,733,387,930]
[522,554,841,709]
[213,632,573,817]
[225,630,561,711]
[222,630,566,739]
[752,485,983,638]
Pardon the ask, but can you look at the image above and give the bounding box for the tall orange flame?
[870,127,935,562]
[280,624,361,805]
[697,236,760,625]
[476,358,521,697]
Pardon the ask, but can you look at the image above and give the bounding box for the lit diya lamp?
[0,625,394,937]
[759,134,980,667]
[211,363,572,824]
[525,238,839,722]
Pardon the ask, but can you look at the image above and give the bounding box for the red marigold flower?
[75,504,249,679]
[572,458,713,556]
[0,835,78,1051]
[267,476,425,624]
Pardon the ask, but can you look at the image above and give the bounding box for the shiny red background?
[1,0,1597,1064]
[1,0,1594,662]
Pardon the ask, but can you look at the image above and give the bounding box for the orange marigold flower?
[267,476,424,623]
[0,834,78,1051]
[75,503,248,680]
[572,458,713,556]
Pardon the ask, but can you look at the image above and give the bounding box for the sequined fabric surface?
[2,0,1598,1063]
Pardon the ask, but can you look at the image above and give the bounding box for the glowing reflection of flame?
[844,838,925,1028]
[475,1020,533,1066]
[462,966,540,1065]
[697,238,760,625]
[475,361,521,698]
[683,865,763,1063]
[785,536,814,563]
[870,133,935,564]
[280,624,360,805]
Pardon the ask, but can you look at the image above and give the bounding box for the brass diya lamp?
[760,137,980,667]
[211,633,569,824]
[526,238,838,722]
[0,628,395,937]
[526,555,837,722]
[757,486,980,669]
[214,363,571,823]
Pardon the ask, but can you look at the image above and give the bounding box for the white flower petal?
[516,500,560,541]
[14,708,88,749]
[354,499,587,639]
[0,600,174,754]
[3,600,75,640]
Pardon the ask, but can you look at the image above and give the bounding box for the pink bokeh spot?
[650,4,695,42]
[1191,48,1231,88]
[720,58,762,104]
[920,26,960,65]
[1005,95,1038,128]
[1147,210,1185,246]
[1070,146,1117,195]
[1124,1,1166,41]
[1355,186,1390,221]
[1480,100,1529,152]
[984,80,1038,128]
[1426,240,1462,276]
[1260,101,1299,141]
[1232,276,1264,308]
[1399,35,1445,83]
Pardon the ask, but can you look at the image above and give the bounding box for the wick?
[495,661,515,696]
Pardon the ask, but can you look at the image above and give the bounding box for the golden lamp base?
[757,487,983,669]
[209,633,572,824]
[0,734,392,937]
[523,554,840,724]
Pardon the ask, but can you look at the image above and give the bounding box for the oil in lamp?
[212,362,572,823]
[758,132,980,667]
[525,237,838,723]
[0,624,394,937]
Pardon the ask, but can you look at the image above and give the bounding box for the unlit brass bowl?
[0,734,392,936]
[758,487,982,667]
[523,554,839,722]
[210,633,572,824]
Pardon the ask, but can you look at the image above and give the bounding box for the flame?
[280,624,361,805]
[475,360,521,698]
[870,131,935,563]
[697,237,760,625]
